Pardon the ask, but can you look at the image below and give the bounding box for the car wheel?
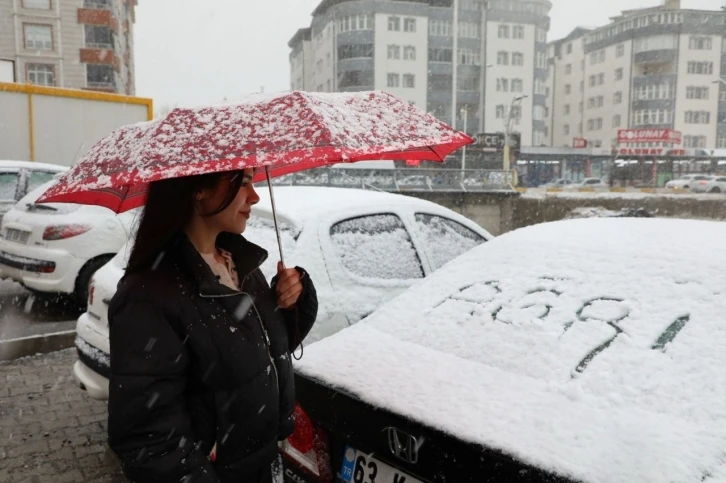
[711,187,721,193]
[74,255,113,307]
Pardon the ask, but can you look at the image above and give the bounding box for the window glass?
[0,173,20,201]
[414,214,486,270]
[330,214,424,280]
[26,170,57,193]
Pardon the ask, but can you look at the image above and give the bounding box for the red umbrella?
[39,90,471,264]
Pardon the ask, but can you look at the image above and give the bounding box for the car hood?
[296,218,726,483]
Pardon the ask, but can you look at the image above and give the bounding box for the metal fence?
[269,168,517,192]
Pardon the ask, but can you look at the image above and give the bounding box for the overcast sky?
[134,0,723,111]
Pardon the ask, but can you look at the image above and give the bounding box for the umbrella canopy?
[38,90,472,213]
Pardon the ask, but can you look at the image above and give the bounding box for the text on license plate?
[339,446,422,483]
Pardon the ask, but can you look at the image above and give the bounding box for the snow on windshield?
[296,218,726,483]
[413,213,485,270]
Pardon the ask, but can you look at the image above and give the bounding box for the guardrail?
[270,168,517,192]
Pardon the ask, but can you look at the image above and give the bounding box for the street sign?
[617,129,682,144]
[573,138,588,148]
[474,133,506,149]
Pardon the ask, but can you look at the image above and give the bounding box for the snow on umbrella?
[38,90,472,264]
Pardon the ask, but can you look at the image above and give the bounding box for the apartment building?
[0,0,138,95]
[546,0,726,150]
[288,0,552,147]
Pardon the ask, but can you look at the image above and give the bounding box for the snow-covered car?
[565,177,607,189]
[543,178,573,188]
[0,181,138,304]
[665,174,710,190]
[284,218,726,483]
[702,176,726,193]
[73,187,492,400]
[0,160,67,222]
[690,175,718,193]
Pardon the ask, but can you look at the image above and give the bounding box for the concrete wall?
[403,191,726,235]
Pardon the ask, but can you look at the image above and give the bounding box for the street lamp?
[460,106,469,176]
[712,78,726,86]
[503,95,528,175]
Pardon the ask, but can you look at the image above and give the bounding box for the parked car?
[689,176,717,193]
[665,174,710,190]
[0,181,138,304]
[565,177,608,189]
[283,218,726,483]
[703,176,726,193]
[73,186,493,400]
[0,160,67,223]
[543,178,573,188]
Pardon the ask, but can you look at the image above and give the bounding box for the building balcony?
[632,74,676,87]
[83,0,112,10]
[78,8,119,32]
[80,48,118,67]
[633,49,677,64]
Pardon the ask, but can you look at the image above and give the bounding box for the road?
[0,281,79,341]
[0,349,125,482]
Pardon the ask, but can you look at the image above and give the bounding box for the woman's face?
[197,168,259,234]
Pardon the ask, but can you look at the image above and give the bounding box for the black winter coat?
[107,232,317,483]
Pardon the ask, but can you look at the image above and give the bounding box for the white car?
[73,186,493,400]
[0,181,138,304]
[0,160,67,222]
[288,218,726,483]
[703,176,726,193]
[565,177,608,189]
[666,174,710,190]
[690,175,718,193]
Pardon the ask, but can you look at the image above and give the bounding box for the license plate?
[6,228,30,244]
[339,446,422,483]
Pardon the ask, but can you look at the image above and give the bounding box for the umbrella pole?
[265,166,286,269]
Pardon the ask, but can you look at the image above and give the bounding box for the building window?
[579,101,583,113]
[403,46,416,61]
[564,104,571,115]
[457,75,478,91]
[634,34,678,53]
[564,84,571,95]
[403,74,415,88]
[388,16,401,31]
[512,52,524,66]
[87,64,115,88]
[718,136,726,148]
[587,119,594,131]
[459,22,479,39]
[338,14,374,32]
[566,43,573,54]
[429,20,452,36]
[615,68,623,80]
[589,75,596,87]
[496,105,506,119]
[684,135,707,148]
[496,78,509,92]
[536,29,546,43]
[338,70,373,88]
[22,0,51,8]
[598,73,605,85]
[513,25,524,39]
[84,0,111,8]
[85,25,113,49]
[685,111,710,124]
[536,52,547,69]
[428,48,452,63]
[498,25,509,39]
[616,44,625,57]
[388,45,401,60]
[404,18,416,32]
[511,79,523,93]
[458,48,479,65]
[563,124,570,135]
[613,115,621,127]
[590,53,598,65]
[565,64,572,75]
[26,63,54,86]
[686,86,709,100]
[387,73,400,88]
[687,61,713,75]
[614,91,622,104]
[24,24,52,50]
[689,36,712,50]
[497,51,509,65]
[338,43,374,60]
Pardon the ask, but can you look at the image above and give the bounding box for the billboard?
[473,133,521,151]
[0,59,14,83]
[573,138,588,148]
[617,129,682,144]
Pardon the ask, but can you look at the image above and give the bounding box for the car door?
[411,213,489,271]
[319,211,428,328]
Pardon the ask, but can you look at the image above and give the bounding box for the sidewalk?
[0,349,126,482]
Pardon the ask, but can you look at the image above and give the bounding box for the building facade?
[0,0,138,95]
[546,1,726,150]
[289,0,552,147]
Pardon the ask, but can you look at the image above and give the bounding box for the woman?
[107,168,317,483]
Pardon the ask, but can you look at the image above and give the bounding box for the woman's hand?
[275,262,303,310]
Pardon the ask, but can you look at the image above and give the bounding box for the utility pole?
[461,106,468,174]
[503,95,527,175]
[452,0,458,130]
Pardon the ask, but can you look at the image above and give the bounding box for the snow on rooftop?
[296,218,726,483]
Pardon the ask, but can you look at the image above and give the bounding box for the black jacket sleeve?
[271,266,318,353]
[108,292,219,483]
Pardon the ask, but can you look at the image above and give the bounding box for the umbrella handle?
[265,166,286,269]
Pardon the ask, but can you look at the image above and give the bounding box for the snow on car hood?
[296,218,726,483]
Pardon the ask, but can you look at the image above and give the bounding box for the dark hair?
[126,170,244,273]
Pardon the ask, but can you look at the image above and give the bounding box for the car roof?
[297,218,726,483]
[254,186,486,233]
[0,160,68,172]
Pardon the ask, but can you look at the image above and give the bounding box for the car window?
[330,214,424,280]
[717,178,726,182]
[585,179,598,185]
[0,172,20,202]
[694,176,709,180]
[414,213,486,270]
[26,170,58,193]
